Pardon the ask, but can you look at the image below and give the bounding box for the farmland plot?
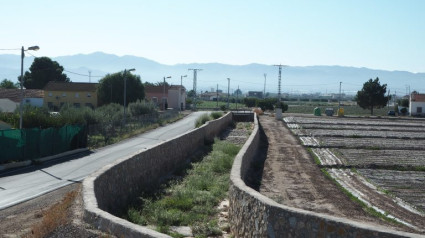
[337,149,425,167]
[286,116,425,128]
[358,169,425,212]
[296,129,425,139]
[285,115,425,234]
[317,137,425,150]
[291,123,425,132]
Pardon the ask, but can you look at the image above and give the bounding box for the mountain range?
[1,52,424,96]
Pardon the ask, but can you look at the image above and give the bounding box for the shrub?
[129,100,157,116]
[257,98,277,111]
[243,97,257,107]
[195,113,211,128]
[275,101,289,112]
[210,112,223,119]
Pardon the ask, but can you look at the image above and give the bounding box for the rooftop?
[43,81,98,92]
[0,89,44,102]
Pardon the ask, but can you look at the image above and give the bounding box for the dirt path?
[257,115,414,233]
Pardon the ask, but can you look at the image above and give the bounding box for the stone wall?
[229,115,423,238]
[83,112,233,238]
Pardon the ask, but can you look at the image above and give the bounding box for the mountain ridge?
[1,52,424,95]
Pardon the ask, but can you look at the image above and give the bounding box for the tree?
[23,57,70,89]
[399,98,409,108]
[97,71,145,106]
[0,79,19,89]
[234,88,242,96]
[355,77,389,115]
[187,90,196,98]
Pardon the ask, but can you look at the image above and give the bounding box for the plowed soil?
[257,115,417,233]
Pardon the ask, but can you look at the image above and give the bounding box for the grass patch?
[126,139,241,237]
[320,168,401,225]
[26,190,78,238]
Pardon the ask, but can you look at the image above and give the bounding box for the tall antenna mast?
[273,64,288,101]
[263,73,267,98]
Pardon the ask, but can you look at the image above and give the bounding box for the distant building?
[409,92,425,116]
[248,91,263,98]
[43,81,98,111]
[0,98,18,113]
[168,85,186,110]
[145,85,185,110]
[0,88,44,111]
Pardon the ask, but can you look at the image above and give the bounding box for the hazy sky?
[2,0,425,73]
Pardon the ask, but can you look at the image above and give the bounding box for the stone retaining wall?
[228,115,423,238]
[83,112,232,238]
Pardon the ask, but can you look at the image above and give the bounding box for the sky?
[1,0,425,73]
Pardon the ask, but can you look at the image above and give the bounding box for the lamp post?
[180,75,187,111]
[163,76,171,110]
[123,68,135,125]
[227,78,230,109]
[19,45,39,129]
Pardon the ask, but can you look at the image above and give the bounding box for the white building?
[409,92,425,116]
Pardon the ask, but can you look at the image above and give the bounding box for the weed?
[127,139,241,237]
[27,190,78,238]
[195,113,212,128]
[306,148,321,165]
[210,112,223,120]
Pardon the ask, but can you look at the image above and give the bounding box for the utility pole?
[163,76,171,110]
[227,78,230,109]
[338,82,342,112]
[216,84,219,108]
[273,64,288,101]
[188,68,202,110]
[263,73,267,99]
[89,70,92,83]
[236,85,239,110]
[180,75,187,111]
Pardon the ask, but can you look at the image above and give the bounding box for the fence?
[0,110,180,163]
[0,125,87,163]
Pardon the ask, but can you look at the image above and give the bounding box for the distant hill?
[1,52,424,96]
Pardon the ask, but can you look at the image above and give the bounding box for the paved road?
[0,111,206,210]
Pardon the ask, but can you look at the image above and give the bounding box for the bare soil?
[257,115,417,233]
[0,183,110,238]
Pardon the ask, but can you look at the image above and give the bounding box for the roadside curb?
[0,148,89,172]
[0,160,32,172]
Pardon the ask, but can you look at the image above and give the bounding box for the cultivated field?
[284,115,425,233]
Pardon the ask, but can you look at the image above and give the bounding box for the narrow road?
[0,112,205,210]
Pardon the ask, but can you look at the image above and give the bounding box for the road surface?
[0,111,206,210]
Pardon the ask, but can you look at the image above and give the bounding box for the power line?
[63,69,103,78]
[0,48,20,51]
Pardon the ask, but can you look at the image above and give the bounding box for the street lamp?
[123,68,135,125]
[19,45,40,129]
[163,76,171,110]
[180,75,187,111]
[227,78,230,109]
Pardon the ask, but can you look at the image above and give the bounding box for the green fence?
[0,125,87,163]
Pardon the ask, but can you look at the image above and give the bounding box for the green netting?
[0,125,86,163]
